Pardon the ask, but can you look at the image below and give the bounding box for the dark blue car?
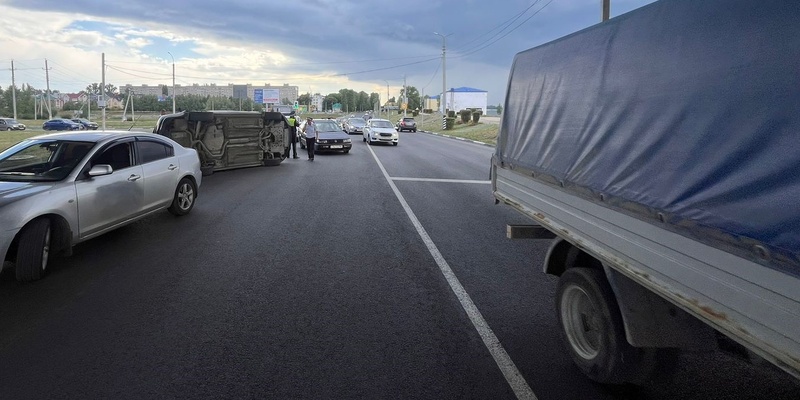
[71,118,99,130]
[42,119,82,131]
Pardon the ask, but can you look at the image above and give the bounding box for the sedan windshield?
[371,121,394,129]
[315,121,342,132]
[348,118,366,127]
[0,140,95,182]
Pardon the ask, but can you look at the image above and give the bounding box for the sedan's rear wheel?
[15,218,51,282]
[168,178,196,216]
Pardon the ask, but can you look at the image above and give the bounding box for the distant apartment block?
[122,83,299,104]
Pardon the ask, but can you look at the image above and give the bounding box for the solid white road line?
[391,177,491,184]
[366,145,537,400]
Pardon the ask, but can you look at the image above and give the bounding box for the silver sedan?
[0,131,202,282]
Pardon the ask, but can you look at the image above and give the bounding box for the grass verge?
[418,113,498,146]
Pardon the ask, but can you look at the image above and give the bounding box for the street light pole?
[383,79,390,117]
[434,32,451,129]
[402,75,407,118]
[167,52,176,113]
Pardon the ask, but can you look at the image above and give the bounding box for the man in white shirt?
[301,117,317,161]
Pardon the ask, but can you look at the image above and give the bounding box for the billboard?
[253,89,263,104]
[264,89,280,104]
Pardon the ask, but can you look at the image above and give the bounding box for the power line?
[106,53,441,69]
[107,64,173,78]
[451,0,543,53]
[106,65,170,82]
[48,60,98,83]
[329,57,440,77]
[453,0,555,59]
[421,60,441,91]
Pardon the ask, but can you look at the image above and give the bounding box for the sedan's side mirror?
[88,164,113,177]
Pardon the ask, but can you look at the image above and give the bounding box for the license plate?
[330,145,343,149]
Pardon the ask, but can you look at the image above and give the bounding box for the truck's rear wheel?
[556,268,640,384]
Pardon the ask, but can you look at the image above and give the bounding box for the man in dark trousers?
[301,117,317,161]
[286,113,299,159]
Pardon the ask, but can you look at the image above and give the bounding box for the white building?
[311,93,325,111]
[441,87,488,114]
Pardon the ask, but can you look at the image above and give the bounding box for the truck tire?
[15,218,51,282]
[556,267,641,384]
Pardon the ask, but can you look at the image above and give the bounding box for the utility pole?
[602,0,610,21]
[420,87,424,130]
[44,59,53,119]
[102,52,106,131]
[10,60,17,119]
[403,75,407,118]
[434,32,450,130]
[168,52,176,113]
[383,79,390,118]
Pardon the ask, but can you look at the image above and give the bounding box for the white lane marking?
[391,177,491,184]
[366,145,537,400]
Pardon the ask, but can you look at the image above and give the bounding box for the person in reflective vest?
[286,113,299,159]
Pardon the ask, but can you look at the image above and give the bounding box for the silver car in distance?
[0,131,202,282]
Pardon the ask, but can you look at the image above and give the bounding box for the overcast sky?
[0,0,656,105]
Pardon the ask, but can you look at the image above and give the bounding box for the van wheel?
[264,158,282,167]
[168,178,196,216]
[16,219,51,282]
[556,268,641,384]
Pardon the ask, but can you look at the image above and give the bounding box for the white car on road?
[0,131,202,282]
[362,119,399,146]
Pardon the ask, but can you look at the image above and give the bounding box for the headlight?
[344,138,351,143]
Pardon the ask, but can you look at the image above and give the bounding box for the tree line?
[0,82,431,118]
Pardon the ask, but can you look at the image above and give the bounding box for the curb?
[416,130,496,148]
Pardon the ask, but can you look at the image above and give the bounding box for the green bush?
[412,110,419,116]
[459,110,471,124]
[445,117,456,130]
[472,112,481,123]
[447,110,456,118]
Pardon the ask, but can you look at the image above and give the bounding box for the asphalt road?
[1,132,798,399]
